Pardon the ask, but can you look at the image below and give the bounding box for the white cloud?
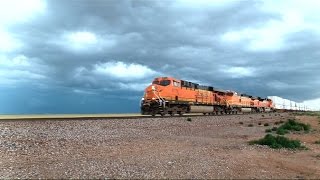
[0,0,46,26]
[118,82,150,91]
[73,89,97,95]
[61,31,98,51]
[0,0,45,53]
[262,0,320,35]
[220,0,320,51]
[165,46,213,60]
[66,31,97,45]
[267,80,308,90]
[221,66,255,78]
[54,31,116,52]
[0,30,22,52]
[0,55,30,66]
[221,18,301,51]
[173,0,235,9]
[71,61,158,91]
[262,0,320,20]
[267,81,289,90]
[0,69,46,80]
[0,55,48,85]
[93,61,156,80]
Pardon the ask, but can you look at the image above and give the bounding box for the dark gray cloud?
[1,0,319,113]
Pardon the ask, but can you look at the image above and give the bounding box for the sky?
[0,0,320,114]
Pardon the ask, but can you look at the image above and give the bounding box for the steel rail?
[0,112,281,121]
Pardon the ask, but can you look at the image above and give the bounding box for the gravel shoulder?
[0,113,319,179]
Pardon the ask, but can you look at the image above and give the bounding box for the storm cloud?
[1,0,320,113]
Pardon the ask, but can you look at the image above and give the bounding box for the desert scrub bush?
[264,123,269,126]
[276,128,289,135]
[296,111,320,116]
[249,134,306,149]
[272,127,278,131]
[315,140,320,144]
[239,121,244,125]
[258,122,262,125]
[276,119,310,135]
[248,124,254,127]
[283,119,310,131]
[307,112,320,116]
[186,117,192,122]
[265,129,272,133]
[262,114,265,117]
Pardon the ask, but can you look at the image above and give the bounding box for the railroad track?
[0,113,144,121]
[0,112,279,121]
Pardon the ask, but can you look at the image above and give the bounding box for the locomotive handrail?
[152,85,166,108]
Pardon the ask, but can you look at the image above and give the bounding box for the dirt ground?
[0,113,319,179]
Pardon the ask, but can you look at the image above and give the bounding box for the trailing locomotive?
[141,77,274,116]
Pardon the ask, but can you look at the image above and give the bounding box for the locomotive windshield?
[152,80,171,86]
[160,80,171,86]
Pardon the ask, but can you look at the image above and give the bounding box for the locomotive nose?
[144,85,156,100]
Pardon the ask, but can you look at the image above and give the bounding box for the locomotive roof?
[212,88,228,93]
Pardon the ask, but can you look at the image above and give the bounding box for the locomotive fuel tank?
[241,108,252,113]
[189,106,214,113]
[264,108,271,112]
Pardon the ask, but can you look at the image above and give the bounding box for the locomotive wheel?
[151,110,156,116]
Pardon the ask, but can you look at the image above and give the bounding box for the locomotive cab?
[141,77,182,115]
[152,78,171,86]
[143,77,180,101]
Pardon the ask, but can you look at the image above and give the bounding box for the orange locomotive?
[141,77,274,116]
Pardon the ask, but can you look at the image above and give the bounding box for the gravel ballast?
[0,113,319,179]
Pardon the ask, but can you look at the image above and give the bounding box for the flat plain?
[0,113,319,179]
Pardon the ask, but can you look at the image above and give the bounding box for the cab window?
[152,81,159,85]
[159,80,171,86]
[173,81,180,87]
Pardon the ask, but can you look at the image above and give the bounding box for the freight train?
[140,77,274,116]
[267,96,312,111]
